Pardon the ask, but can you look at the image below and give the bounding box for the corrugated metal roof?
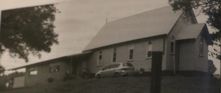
[8,52,91,70]
[176,24,205,40]
[84,6,182,51]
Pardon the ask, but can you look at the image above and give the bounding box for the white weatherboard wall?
[178,40,196,71]
[13,76,25,88]
[87,37,166,73]
[178,35,208,72]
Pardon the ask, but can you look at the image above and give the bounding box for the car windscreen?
[123,63,134,67]
[102,64,120,70]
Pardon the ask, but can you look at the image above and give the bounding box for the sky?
[0,0,219,74]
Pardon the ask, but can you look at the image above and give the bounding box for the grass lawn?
[0,75,219,93]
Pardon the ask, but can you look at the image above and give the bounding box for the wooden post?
[0,11,1,40]
[150,51,163,93]
[220,37,221,93]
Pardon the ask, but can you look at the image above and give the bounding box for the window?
[97,51,102,66]
[146,41,152,58]
[30,70,38,75]
[199,37,204,57]
[129,49,134,60]
[110,64,120,68]
[29,68,38,75]
[49,65,60,73]
[102,64,120,70]
[170,36,175,54]
[170,42,174,53]
[54,65,60,72]
[112,48,117,62]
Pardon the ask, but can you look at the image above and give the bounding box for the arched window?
[97,51,102,66]
[112,48,117,62]
[170,42,174,53]
[199,37,204,57]
[170,36,175,53]
[146,41,152,58]
[128,46,134,60]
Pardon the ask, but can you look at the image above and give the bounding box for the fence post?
[150,51,163,93]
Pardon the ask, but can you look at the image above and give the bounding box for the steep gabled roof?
[176,24,205,40]
[84,6,182,51]
[176,23,213,45]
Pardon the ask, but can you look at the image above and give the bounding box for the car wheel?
[96,74,102,79]
[123,73,128,77]
[113,72,121,77]
[139,68,145,75]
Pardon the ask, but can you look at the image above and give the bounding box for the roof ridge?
[84,6,182,51]
[106,6,173,24]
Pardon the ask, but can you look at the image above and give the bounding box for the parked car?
[95,63,136,78]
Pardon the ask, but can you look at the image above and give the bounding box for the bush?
[47,77,54,83]
[208,60,216,74]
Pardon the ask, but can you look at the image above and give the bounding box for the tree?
[0,65,4,75]
[0,4,58,62]
[169,0,221,60]
[208,60,217,74]
[169,1,221,91]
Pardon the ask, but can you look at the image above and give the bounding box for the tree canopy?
[0,65,5,74]
[169,0,221,60]
[0,4,58,62]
